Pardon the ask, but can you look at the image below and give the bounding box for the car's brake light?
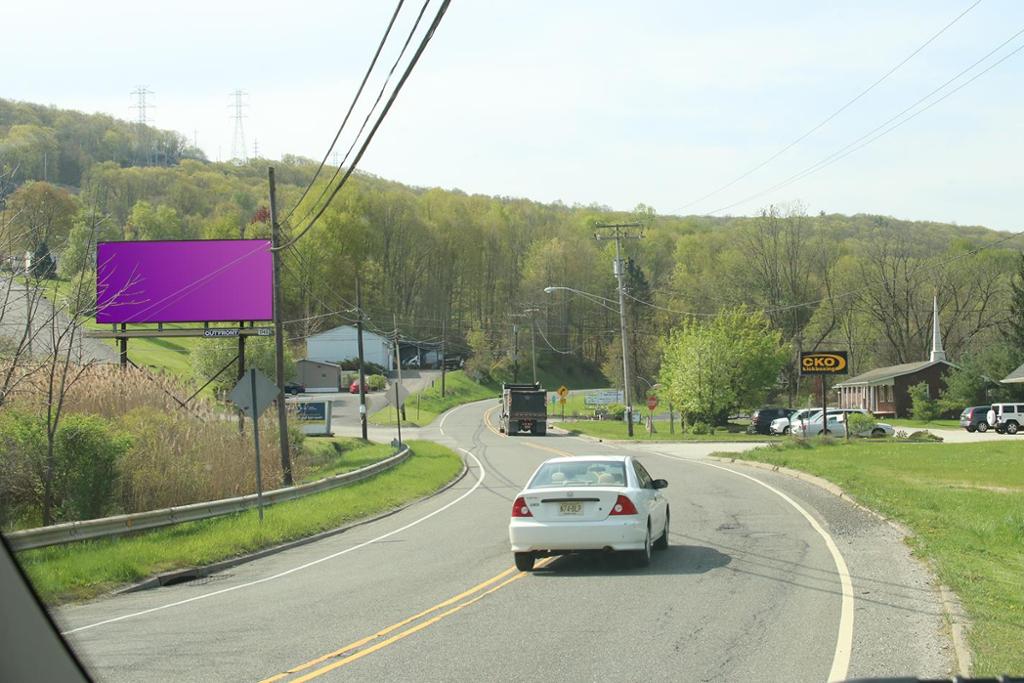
[609,495,638,515]
[511,497,532,517]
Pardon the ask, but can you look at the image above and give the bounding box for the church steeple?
[930,295,946,363]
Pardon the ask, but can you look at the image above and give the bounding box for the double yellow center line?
[259,559,552,682]
[261,406,573,681]
[483,405,573,458]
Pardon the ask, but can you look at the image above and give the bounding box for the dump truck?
[499,382,548,435]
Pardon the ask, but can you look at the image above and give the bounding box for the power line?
[284,0,433,236]
[278,0,407,226]
[276,0,451,251]
[708,25,1024,216]
[675,0,983,213]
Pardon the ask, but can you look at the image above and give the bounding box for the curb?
[707,454,973,676]
[116,457,471,596]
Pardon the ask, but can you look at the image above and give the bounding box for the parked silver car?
[770,408,821,435]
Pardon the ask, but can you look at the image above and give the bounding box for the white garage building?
[306,325,394,370]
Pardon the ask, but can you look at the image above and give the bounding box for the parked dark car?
[747,407,790,435]
[959,405,990,432]
[284,382,305,396]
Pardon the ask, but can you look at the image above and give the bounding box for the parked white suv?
[792,409,870,437]
[986,403,1024,435]
[771,408,821,435]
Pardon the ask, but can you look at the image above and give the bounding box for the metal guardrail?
[6,445,411,552]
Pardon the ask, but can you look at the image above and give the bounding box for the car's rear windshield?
[529,461,627,488]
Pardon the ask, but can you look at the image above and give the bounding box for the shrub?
[336,358,386,375]
[689,421,715,435]
[606,403,626,420]
[54,414,132,520]
[367,374,387,391]
[0,410,47,529]
[907,430,943,443]
[908,382,940,423]
[846,412,877,438]
[0,410,131,528]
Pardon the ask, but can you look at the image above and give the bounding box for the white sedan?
[508,455,670,571]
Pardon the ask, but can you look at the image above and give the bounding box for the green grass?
[301,436,394,480]
[16,440,462,605]
[563,419,775,442]
[550,391,676,419]
[886,418,961,429]
[370,370,499,427]
[726,440,1024,675]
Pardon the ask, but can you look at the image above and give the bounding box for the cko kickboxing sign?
[800,351,848,375]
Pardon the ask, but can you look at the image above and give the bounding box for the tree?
[126,201,183,240]
[189,337,295,397]
[4,181,78,251]
[1007,252,1024,352]
[29,241,56,279]
[908,382,940,422]
[660,307,789,425]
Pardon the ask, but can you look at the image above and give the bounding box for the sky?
[4,1,1024,231]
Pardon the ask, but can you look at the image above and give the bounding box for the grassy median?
[726,439,1024,675]
[370,371,498,427]
[15,440,463,605]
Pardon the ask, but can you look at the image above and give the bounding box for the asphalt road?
[55,400,953,682]
[0,279,117,364]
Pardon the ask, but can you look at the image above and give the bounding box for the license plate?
[559,502,582,515]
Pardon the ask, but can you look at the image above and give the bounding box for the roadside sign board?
[295,402,326,422]
[557,385,569,399]
[800,351,849,375]
[584,389,624,406]
[646,396,658,410]
[228,369,279,418]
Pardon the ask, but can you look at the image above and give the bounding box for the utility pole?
[392,314,403,443]
[512,323,519,382]
[595,221,644,437]
[268,167,292,485]
[393,313,405,421]
[531,317,537,383]
[356,274,368,440]
[440,309,447,398]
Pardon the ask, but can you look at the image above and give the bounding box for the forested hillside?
[2,98,1022,409]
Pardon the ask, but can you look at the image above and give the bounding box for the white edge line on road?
[438,402,467,435]
[653,452,854,683]
[63,448,486,636]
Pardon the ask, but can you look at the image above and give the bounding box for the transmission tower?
[130,86,155,165]
[253,138,260,159]
[229,89,248,164]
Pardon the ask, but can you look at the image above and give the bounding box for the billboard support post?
[119,323,127,368]
[268,167,292,486]
[237,322,246,433]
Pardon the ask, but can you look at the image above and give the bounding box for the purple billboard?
[96,240,274,324]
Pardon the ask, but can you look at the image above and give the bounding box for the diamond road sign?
[228,369,279,419]
[387,382,411,407]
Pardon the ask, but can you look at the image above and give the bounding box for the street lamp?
[544,284,635,435]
